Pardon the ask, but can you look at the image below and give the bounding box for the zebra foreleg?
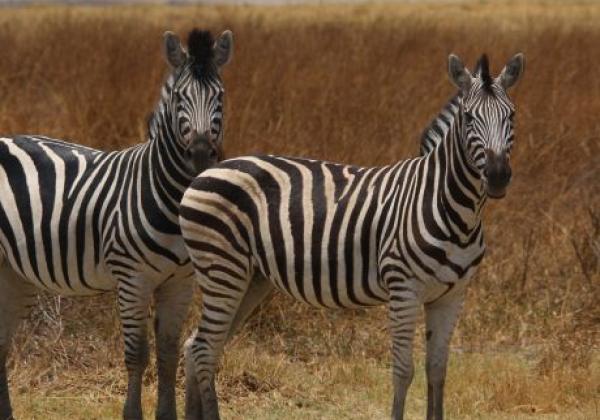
[0,266,36,420]
[226,271,273,343]
[424,287,465,420]
[388,280,420,420]
[118,282,153,420]
[153,276,195,420]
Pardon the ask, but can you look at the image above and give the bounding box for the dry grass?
[0,2,598,419]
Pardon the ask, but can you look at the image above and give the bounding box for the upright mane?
[476,54,494,94]
[187,29,216,79]
[419,95,460,156]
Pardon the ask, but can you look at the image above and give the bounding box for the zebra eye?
[464,112,474,124]
[173,89,186,103]
[180,124,191,137]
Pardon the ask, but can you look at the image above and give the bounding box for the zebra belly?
[255,244,388,309]
[263,270,388,309]
[0,228,116,295]
[0,250,115,296]
[0,226,191,296]
[0,196,114,295]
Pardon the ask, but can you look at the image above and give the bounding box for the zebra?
[178,52,524,420]
[0,28,232,420]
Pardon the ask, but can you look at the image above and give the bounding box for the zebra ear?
[448,54,472,92]
[497,53,525,90]
[213,30,233,69]
[163,31,187,68]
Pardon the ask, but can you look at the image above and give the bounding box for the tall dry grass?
[0,2,598,418]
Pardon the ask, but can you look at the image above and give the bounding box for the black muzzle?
[484,149,511,199]
[184,130,222,175]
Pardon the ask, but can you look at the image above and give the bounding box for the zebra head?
[448,53,525,199]
[163,29,233,174]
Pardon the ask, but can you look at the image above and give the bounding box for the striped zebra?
[179,53,524,420]
[0,29,232,420]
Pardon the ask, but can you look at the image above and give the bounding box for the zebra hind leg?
[183,335,202,419]
[185,268,251,420]
[388,278,421,420]
[0,265,37,420]
[183,271,270,418]
[424,288,465,420]
[153,275,195,420]
[118,281,153,420]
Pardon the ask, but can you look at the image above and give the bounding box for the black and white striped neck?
[136,76,197,226]
[424,101,486,242]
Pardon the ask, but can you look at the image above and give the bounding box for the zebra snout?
[484,149,511,199]
[184,130,222,174]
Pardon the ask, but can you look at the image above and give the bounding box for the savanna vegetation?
[0,2,598,419]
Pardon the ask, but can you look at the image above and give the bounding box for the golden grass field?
[0,1,598,419]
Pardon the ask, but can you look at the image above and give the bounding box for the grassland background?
[0,2,598,419]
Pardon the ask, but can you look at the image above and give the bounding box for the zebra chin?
[487,186,507,199]
[485,181,509,199]
[485,170,511,199]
